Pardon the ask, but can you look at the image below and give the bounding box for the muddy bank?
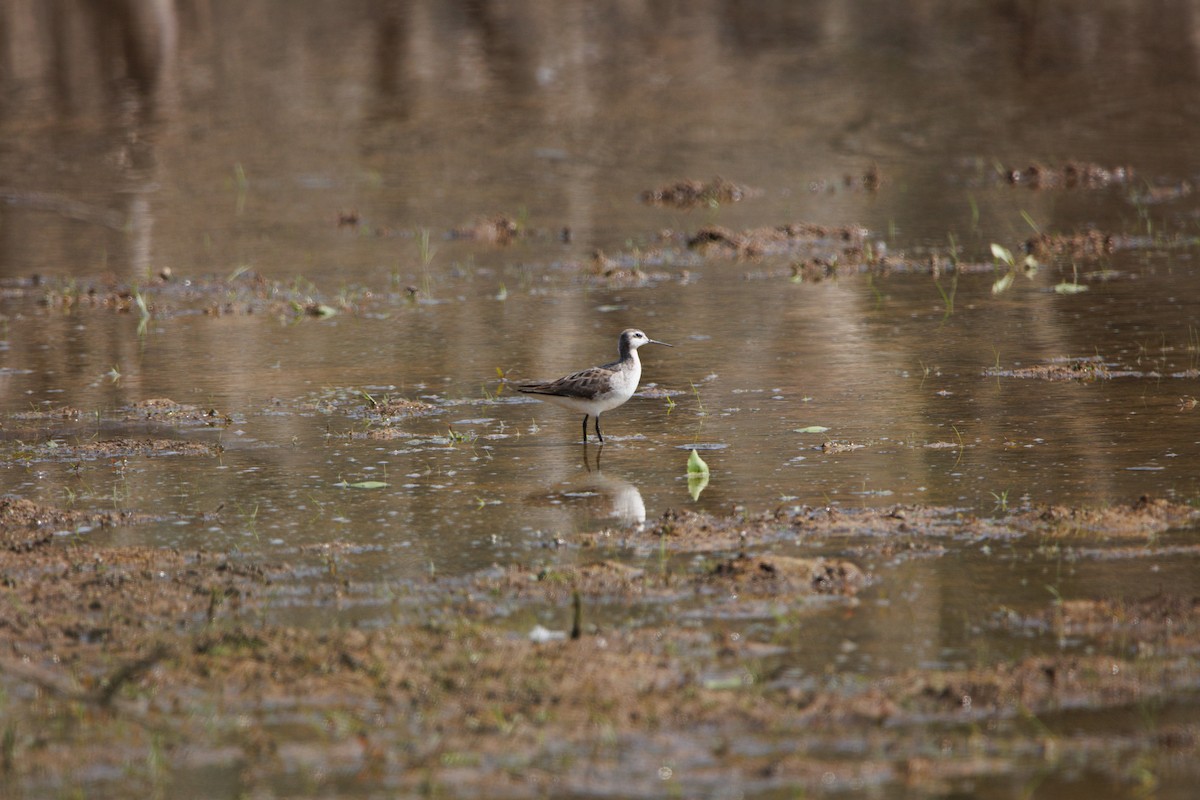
[1,496,1198,797]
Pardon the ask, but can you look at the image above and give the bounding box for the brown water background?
[5,1,1200,559]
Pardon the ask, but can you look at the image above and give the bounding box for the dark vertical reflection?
[370,0,411,121]
[462,0,533,94]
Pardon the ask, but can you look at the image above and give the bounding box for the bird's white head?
[619,328,673,357]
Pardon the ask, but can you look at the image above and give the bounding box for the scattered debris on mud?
[686,221,869,260]
[4,436,223,462]
[640,176,759,208]
[583,248,677,286]
[704,552,866,596]
[586,505,952,553]
[788,256,844,282]
[1,496,1199,796]
[126,397,233,426]
[1025,229,1115,262]
[986,357,1112,381]
[13,269,356,319]
[0,497,150,548]
[986,358,1200,382]
[1003,161,1131,189]
[452,214,522,244]
[469,553,866,607]
[291,387,439,427]
[819,439,868,453]
[7,399,233,431]
[0,214,1169,328]
[363,394,437,419]
[7,405,88,421]
[1009,494,1200,537]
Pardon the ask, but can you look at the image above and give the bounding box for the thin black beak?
[649,339,673,347]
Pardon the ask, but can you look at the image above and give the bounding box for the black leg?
[595,415,604,443]
[581,415,589,443]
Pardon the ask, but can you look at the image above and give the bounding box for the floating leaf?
[990,243,1015,267]
[687,448,710,501]
[335,480,389,490]
[1053,282,1088,294]
[794,426,830,434]
[991,272,1014,295]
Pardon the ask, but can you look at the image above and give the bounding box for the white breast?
[594,359,641,411]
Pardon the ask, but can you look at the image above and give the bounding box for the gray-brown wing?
[518,366,614,398]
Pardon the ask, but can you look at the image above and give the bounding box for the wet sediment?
[1,495,1197,797]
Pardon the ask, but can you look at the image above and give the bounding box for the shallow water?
[6,251,1200,577]
[3,1,1200,797]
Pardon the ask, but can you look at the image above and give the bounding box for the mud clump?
[857,163,883,191]
[1026,229,1115,262]
[1012,495,1200,537]
[366,395,436,419]
[789,257,841,282]
[8,437,223,461]
[820,440,867,453]
[583,249,676,286]
[128,397,232,425]
[13,269,362,320]
[1004,161,1131,189]
[354,426,416,440]
[0,497,149,550]
[355,395,437,437]
[453,214,521,245]
[687,221,868,260]
[7,405,86,421]
[641,176,758,208]
[703,553,866,596]
[986,357,1111,381]
[801,165,884,194]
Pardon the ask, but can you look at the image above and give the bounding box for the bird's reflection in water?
[524,444,646,528]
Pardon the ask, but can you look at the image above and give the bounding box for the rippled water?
[3,2,1200,556]
[6,250,1200,579]
[2,0,1199,573]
